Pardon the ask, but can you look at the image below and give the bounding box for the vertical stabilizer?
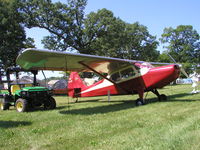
[68,72,87,97]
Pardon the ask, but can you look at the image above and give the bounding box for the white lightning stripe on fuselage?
[80,67,150,94]
[81,79,114,94]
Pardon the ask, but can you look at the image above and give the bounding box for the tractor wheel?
[15,98,29,112]
[44,97,56,110]
[159,94,167,101]
[135,98,145,106]
[0,99,10,110]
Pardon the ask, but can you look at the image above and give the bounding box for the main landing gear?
[151,89,167,101]
[135,98,145,106]
[135,89,167,106]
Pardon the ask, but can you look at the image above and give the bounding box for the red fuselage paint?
[68,64,180,97]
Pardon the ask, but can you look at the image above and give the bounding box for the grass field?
[1,84,200,150]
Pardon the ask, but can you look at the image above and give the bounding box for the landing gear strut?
[135,89,167,106]
[151,89,167,101]
[135,89,145,106]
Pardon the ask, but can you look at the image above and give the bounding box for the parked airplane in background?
[17,48,184,105]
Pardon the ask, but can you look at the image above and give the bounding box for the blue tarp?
[176,78,193,84]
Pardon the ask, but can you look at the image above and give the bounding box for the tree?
[121,22,159,61]
[0,0,35,69]
[84,9,159,60]
[84,8,128,57]
[21,0,87,52]
[160,25,200,64]
[157,53,171,63]
[20,0,159,61]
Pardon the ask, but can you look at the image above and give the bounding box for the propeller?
[178,64,189,78]
[166,53,189,78]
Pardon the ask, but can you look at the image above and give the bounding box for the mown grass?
[1,84,200,150]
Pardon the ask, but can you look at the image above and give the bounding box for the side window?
[110,72,120,81]
[121,68,135,79]
[134,66,140,72]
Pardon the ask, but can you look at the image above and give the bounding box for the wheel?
[0,99,10,110]
[159,94,167,101]
[15,98,29,112]
[135,98,144,106]
[44,97,56,110]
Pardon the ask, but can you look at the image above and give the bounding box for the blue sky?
[26,0,200,52]
[86,0,200,38]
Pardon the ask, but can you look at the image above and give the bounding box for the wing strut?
[79,61,116,85]
[79,61,128,94]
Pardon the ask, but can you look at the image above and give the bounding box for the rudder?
[68,72,87,97]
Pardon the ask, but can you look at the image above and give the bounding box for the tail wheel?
[0,99,10,110]
[15,98,28,112]
[44,97,56,110]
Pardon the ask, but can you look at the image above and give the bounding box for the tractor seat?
[11,85,21,94]
[25,84,32,87]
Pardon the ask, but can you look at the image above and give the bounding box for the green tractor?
[0,67,56,112]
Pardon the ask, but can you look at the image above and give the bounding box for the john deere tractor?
[0,67,56,112]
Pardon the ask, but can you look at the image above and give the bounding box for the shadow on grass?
[56,106,71,110]
[60,92,200,115]
[166,92,200,102]
[147,92,200,103]
[59,100,136,115]
[0,121,31,128]
[27,105,71,112]
[75,99,102,103]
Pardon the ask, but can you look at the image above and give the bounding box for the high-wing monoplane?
[16,48,182,105]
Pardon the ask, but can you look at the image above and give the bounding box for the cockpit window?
[110,67,137,82]
[121,68,135,79]
[110,72,120,81]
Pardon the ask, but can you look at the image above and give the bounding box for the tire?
[44,97,56,110]
[135,98,144,106]
[0,99,10,110]
[15,98,29,112]
[159,94,167,101]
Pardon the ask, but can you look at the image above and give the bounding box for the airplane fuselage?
[68,64,180,98]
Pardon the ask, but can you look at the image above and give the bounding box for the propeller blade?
[179,64,189,78]
[165,52,189,78]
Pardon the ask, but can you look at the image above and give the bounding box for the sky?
[25,0,200,79]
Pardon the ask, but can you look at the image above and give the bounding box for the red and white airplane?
[16,48,184,105]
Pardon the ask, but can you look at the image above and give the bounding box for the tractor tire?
[0,99,10,110]
[15,98,29,112]
[44,97,56,110]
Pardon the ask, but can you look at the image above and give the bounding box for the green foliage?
[1,85,200,149]
[182,62,193,75]
[23,37,36,49]
[122,22,159,61]
[86,9,159,60]
[84,8,127,56]
[157,52,171,63]
[0,0,35,69]
[21,0,87,51]
[160,25,200,64]
[20,0,159,61]
[0,0,25,68]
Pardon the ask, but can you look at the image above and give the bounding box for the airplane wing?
[16,48,137,74]
[16,48,174,74]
